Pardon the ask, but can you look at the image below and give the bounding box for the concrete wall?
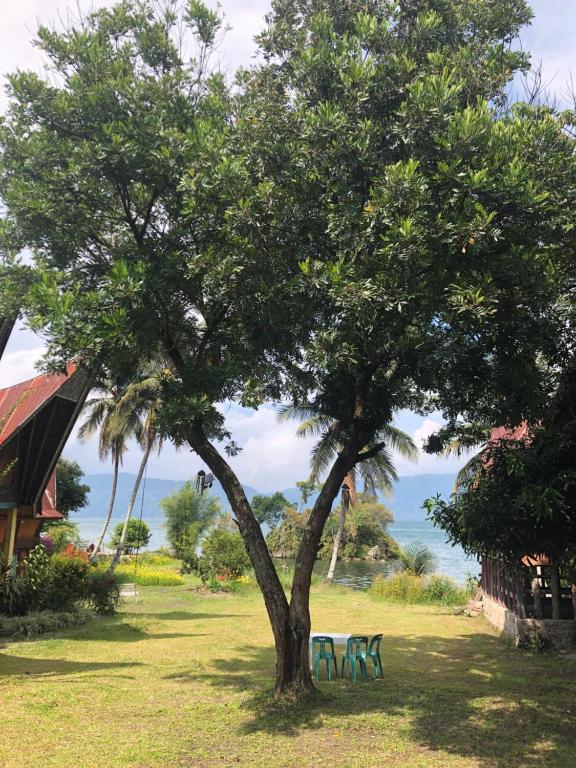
[480,592,576,652]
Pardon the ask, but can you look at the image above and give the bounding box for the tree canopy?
[2,0,576,695]
[55,459,90,517]
[251,492,290,529]
[110,519,151,553]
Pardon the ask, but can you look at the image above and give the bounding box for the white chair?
[119,582,140,603]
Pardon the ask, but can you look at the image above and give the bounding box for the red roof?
[0,363,78,447]
[490,423,531,443]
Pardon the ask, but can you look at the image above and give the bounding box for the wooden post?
[550,563,561,620]
[2,508,18,563]
[571,584,576,621]
[515,570,526,619]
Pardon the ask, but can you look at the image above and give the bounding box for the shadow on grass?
[0,655,142,679]
[131,611,243,622]
[171,629,576,767]
[64,619,206,643]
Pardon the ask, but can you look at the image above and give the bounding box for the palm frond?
[277,403,322,424]
[310,431,339,483]
[378,425,418,460]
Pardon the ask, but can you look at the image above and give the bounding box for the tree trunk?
[187,423,293,696]
[550,563,562,620]
[571,583,576,621]
[288,437,363,693]
[90,452,120,562]
[187,402,366,696]
[110,442,152,569]
[326,471,355,583]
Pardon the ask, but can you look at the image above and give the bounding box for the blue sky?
[1,0,574,490]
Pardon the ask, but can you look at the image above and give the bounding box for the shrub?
[114,563,184,586]
[43,554,89,610]
[87,569,121,614]
[0,609,91,640]
[0,545,51,616]
[370,571,472,606]
[182,529,250,583]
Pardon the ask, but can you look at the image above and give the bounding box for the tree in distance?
[109,519,151,555]
[251,493,291,530]
[161,481,221,559]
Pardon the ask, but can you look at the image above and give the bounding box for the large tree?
[1,0,574,696]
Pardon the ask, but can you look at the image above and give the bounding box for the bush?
[114,563,184,586]
[87,569,121,614]
[0,609,91,640]
[370,572,472,606]
[1,546,120,617]
[182,529,250,583]
[138,552,175,567]
[43,554,88,610]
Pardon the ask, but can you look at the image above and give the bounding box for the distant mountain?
[75,473,260,525]
[73,472,454,526]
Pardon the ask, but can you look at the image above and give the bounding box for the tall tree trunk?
[110,442,152,569]
[90,452,120,562]
[326,471,355,583]
[187,423,293,696]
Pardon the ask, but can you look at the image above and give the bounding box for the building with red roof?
[0,317,89,560]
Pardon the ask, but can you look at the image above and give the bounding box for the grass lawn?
[1,583,575,768]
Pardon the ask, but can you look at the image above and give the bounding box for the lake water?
[75,516,476,588]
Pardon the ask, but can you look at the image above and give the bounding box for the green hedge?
[0,608,92,640]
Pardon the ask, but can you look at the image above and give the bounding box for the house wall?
[481,591,576,652]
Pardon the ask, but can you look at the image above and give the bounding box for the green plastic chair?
[340,636,368,683]
[367,633,383,678]
[312,636,338,681]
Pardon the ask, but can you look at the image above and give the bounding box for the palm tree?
[110,365,168,569]
[278,405,418,581]
[78,379,141,562]
[398,542,438,576]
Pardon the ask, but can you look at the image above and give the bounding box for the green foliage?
[0,546,90,616]
[265,507,307,559]
[43,520,82,553]
[56,459,90,517]
[45,555,90,611]
[55,459,90,516]
[426,365,576,572]
[160,482,220,558]
[114,563,184,586]
[0,609,92,640]
[398,542,438,576]
[251,492,290,529]
[86,569,121,614]
[370,572,472,606]
[109,519,151,554]
[267,496,398,560]
[182,529,251,583]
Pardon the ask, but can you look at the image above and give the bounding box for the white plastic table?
[309,632,352,669]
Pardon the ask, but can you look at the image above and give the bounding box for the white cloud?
[0,347,45,388]
[413,418,441,450]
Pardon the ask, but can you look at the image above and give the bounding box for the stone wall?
[479,592,576,652]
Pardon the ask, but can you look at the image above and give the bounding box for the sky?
[1,0,575,490]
